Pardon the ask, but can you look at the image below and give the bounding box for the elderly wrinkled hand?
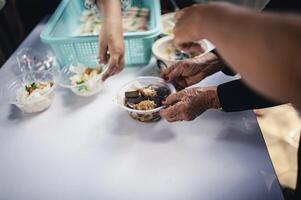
[160,87,220,122]
[161,52,221,90]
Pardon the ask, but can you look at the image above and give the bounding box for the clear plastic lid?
[16,47,59,76]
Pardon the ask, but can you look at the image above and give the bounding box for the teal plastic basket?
[41,0,161,67]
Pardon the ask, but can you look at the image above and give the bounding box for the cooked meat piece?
[125,91,140,98]
[139,87,157,97]
[149,96,162,107]
[85,68,101,75]
[85,68,93,75]
[126,96,144,104]
[134,100,156,110]
[156,87,170,98]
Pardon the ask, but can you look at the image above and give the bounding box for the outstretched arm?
[97,0,125,81]
[173,3,301,109]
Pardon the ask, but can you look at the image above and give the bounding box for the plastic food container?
[3,71,56,113]
[16,47,59,77]
[116,76,176,122]
[58,63,107,97]
[152,35,215,72]
[40,0,162,66]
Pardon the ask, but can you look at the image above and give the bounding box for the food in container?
[58,63,106,97]
[79,6,150,35]
[3,71,56,113]
[152,35,214,71]
[164,43,200,61]
[16,81,55,113]
[116,76,176,122]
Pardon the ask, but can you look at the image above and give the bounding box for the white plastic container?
[58,63,107,97]
[3,71,56,113]
[152,35,214,71]
[116,76,176,122]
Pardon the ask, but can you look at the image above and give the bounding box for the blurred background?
[0,0,300,190]
[0,0,60,65]
[0,0,269,66]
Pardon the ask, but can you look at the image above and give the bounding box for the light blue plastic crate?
[41,0,161,67]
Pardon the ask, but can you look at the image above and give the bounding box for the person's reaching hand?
[173,3,231,53]
[160,87,220,122]
[161,52,221,90]
[97,0,125,81]
[99,23,125,81]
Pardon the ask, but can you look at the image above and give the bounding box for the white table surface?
[0,22,284,200]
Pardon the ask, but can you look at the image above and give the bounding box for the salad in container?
[58,62,107,97]
[3,71,56,113]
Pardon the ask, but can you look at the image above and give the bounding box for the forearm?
[199,3,301,108]
[211,49,236,76]
[97,0,122,27]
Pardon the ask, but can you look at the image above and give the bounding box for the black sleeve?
[217,79,281,112]
[264,0,301,13]
[211,49,236,76]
